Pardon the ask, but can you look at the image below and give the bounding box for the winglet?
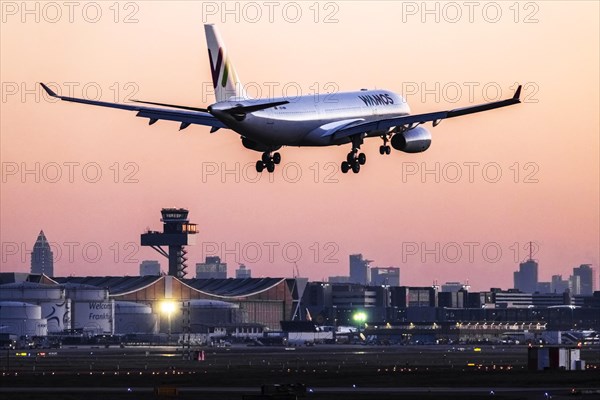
[40,83,58,98]
[513,84,522,101]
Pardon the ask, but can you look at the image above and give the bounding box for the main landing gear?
[340,149,366,174]
[255,151,281,173]
[379,135,391,155]
[341,135,366,174]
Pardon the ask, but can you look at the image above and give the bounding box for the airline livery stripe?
[208,48,224,89]
[221,61,229,88]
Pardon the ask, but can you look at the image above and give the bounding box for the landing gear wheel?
[358,153,366,165]
[272,152,281,165]
[266,162,275,173]
[341,161,350,174]
[352,162,360,174]
[255,161,265,173]
[379,145,385,155]
[261,152,271,163]
[385,145,391,155]
[347,152,355,164]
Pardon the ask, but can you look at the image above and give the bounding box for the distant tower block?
[140,208,198,278]
[31,230,54,277]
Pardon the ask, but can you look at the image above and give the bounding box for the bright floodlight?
[352,311,367,323]
[160,300,176,315]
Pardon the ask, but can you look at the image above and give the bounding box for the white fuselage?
[210,90,410,148]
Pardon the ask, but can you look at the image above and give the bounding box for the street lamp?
[160,300,176,343]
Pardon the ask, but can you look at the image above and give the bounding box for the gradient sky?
[1,1,598,290]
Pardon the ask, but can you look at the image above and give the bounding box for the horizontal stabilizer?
[222,100,289,115]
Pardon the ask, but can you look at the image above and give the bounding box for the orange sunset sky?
[1,1,598,290]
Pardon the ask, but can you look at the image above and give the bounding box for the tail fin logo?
[208,48,223,89]
[205,25,247,101]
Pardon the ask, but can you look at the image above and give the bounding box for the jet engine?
[241,137,280,153]
[391,126,432,153]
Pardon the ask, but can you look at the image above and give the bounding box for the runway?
[2,345,599,399]
[3,385,595,400]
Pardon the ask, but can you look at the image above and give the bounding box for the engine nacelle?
[241,137,281,153]
[391,126,432,153]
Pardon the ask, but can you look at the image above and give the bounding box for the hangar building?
[0,273,303,336]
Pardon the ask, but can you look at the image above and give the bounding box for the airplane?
[41,24,521,174]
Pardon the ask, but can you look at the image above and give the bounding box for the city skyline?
[1,2,598,290]
[11,228,598,293]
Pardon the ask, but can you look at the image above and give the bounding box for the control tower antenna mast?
[140,208,198,278]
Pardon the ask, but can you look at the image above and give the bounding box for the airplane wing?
[333,85,522,138]
[39,83,227,130]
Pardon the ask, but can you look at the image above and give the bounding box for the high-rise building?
[551,275,569,294]
[31,230,53,277]
[349,254,371,285]
[140,260,161,276]
[514,259,538,293]
[196,256,227,279]
[441,281,470,292]
[466,291,494,308]
[328,276,350,283]
[370,267,400,286]
[569,275,581,295]
[235,264,251,279]
[438,290,467,308]
[573,264,594,295]
[536,282,552,294]
[390,286,437,308]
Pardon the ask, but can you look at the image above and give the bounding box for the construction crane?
[292,261,301,279]
[292,261,303,321]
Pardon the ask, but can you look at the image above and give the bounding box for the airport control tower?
[141,208,197,278]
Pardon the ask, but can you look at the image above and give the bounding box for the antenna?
[529,241,533,261]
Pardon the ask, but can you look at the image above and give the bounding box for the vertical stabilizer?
[204,24,247,102]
